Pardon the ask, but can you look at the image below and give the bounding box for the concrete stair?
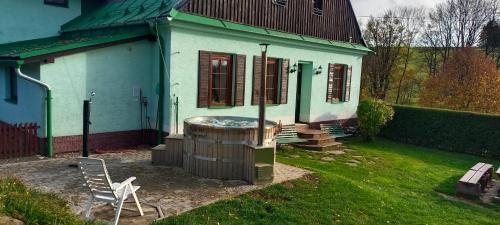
[292,129,343,151]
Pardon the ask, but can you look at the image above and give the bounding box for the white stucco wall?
[168,21,365,133]
[0,0,81,44]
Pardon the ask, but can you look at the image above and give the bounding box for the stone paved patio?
[0,150,310,224]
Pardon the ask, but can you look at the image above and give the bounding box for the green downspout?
[15,61,53,157]
[157,34,165,144]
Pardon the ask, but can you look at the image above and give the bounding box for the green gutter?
[168,10,372,54]
[15,61,53,157]
[156,30,165,144]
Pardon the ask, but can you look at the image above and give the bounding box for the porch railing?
[0,122,40,159]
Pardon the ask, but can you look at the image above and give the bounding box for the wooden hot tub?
[183,116,277,182]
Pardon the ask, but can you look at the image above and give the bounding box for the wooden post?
[83,100,91,157]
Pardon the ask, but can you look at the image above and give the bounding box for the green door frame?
[297,61,313,123]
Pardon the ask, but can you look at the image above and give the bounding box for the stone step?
[293,141,343,151]
[295,123,309,132]
[305,137,335,145]
[298,130,330,139]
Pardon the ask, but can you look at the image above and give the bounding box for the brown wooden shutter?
[280,59,289,104]
[198,51,210,108]
[252,56,262,105]
[343,65,352,102]
[326,63,335,103]
[234,54,246,106]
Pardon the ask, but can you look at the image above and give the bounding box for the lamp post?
[258,43,269,146]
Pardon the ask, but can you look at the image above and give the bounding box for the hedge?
[380,105,500,158]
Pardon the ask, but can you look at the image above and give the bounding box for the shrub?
[381,105,500,158]
[357,99,395,140]
[419,48,500,114]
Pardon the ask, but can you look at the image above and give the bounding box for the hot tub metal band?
[185,135,274,145]
[192,155,244,163]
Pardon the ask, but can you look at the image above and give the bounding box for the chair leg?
[113,188,127,225]
[84,196,94,219]
[131,185,144,216]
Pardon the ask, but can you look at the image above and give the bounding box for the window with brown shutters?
[326,64,346,103]
[198,51,246,108]
[252,57,289,105]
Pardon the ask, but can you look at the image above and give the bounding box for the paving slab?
[0,150,310,225]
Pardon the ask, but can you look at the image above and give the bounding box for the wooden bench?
[276,125,306,145]
[320,124,351,139]
[457,163,493,196]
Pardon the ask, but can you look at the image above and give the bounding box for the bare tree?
[422,0,499,74]
[363,10,405,100]
[395,7,426,104]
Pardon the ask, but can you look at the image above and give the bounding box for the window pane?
[212,89,220,103]
[212,74,219,88]
[266,75,274,87]
[212,60,220,74]
[219,89,227,103]
[221,60,228,72]
[220,73,227,89]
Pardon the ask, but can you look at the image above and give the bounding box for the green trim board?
[170,11,372,54]
[0,29,151,59]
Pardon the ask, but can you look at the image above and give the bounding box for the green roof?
[0,28,151,59]
[1,0,368,60]
[62,0,185,32]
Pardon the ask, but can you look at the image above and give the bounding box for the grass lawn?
[0,177,103,225]
[155,138,500,225]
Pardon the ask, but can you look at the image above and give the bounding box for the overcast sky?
[351,0,446,24]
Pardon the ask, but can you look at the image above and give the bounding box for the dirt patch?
[437,180,500,207]
[249,190,292,202]
[302,174,321,186]
[282,181,295,189]
[437,192,485,208]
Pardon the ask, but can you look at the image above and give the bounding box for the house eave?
[168,10,372,55]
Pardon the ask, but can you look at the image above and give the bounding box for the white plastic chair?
[78,157,144,225]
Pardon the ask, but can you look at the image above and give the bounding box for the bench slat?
[477,163,492,173]
[471,163,485,171]
[459,170,478,183]
[468,172,484,184]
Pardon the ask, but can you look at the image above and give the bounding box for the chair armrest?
[114,177,137,191]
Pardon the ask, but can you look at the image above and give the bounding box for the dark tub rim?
[184,116,277,130]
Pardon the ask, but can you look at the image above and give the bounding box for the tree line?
[361,0,500,114]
